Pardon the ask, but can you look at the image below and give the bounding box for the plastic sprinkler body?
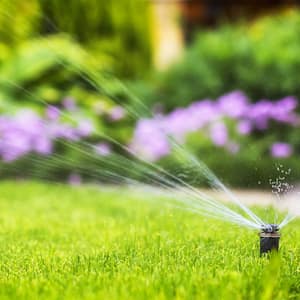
[260,224,280,255]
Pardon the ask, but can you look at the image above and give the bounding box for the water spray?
[259,224,280,255]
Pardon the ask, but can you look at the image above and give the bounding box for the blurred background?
[1,0,300,188]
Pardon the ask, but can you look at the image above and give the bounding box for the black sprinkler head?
[259,224,280,255]
[262,224,279,233]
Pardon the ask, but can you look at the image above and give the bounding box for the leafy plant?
[0,0,153,78]
[138,10,300,110]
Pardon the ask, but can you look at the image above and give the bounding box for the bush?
[0,0,152,78]
[0,36,137,181]
[138,10,300,110]
[38,0,153,78]
[0,1,151,183]
[0,35,109,104]
[130,91,300,188]
[0,34,136,129]
[0,0,151,145]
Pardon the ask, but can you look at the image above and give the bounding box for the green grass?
[0,182,299,300]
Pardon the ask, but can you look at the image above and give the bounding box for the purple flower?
[237,120,252,135]
[163,108,190,139]
[0,133,31,162]
[109,106,125,121]
[33,136,53,155]
[77,119,94,137]
[1,149,25,162]
[218,91,249,118]
[247,100,273,130]
[63,97,77,111]
[162,100,219,139]
[271,96,298,124]
[278,96,298,111]
[94,143,111,156]
[68,173,82,186]
[210,122,228,146]
[0,107,97,163]
[15,109,44,136]
[46,105,60,120]
[130,119,170,161]
[270,143,293,158]
[0,110,45,161]
[186,100,219,128]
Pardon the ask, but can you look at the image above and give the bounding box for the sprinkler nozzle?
[261,224,279,233]
[259,224,280,255]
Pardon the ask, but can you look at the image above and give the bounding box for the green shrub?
[42,0,153,78]
[0,35,120,109]
[0,34,137,148]
[0,0,40,45]
[0,0,152,78]
[139,10,300,110]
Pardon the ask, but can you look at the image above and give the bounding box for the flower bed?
[131,91,299,161]
[1,91,300,187]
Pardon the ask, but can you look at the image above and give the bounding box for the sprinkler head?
[259,224,280,255]
[262,224,279,233]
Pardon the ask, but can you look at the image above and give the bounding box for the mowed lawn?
[0,182,299,300]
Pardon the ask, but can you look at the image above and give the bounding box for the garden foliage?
[1,6,300,187]
[2,91,300,188]
[0,0,152,78]
[139,10,300,109]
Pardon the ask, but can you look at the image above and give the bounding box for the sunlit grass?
[0,182,299,299]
